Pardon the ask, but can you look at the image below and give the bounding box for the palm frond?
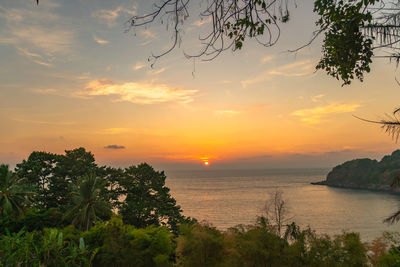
[354,108,400,142]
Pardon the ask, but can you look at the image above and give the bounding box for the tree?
[262,189,292,237]
[0,165,32,218]
[15,148,100,211]
[64,173,112,231]
[119,163,184,233]
[83,217,174,267]
[14,151,60,210]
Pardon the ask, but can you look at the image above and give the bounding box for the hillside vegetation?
[313,150,400,192]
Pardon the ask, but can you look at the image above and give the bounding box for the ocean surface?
[165,168,400,240]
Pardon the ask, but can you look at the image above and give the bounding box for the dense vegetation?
[1,148,400,266]
[314,150,400,192]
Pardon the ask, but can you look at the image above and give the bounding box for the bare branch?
[126,0,292,63]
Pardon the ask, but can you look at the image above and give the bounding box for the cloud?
[192,16,212,27]
[261,55,274,64]
[12,118,76,126]
[0,4,74,64]
[133,62,146,70]
[214,104,265,117]
[99,128,131,134]
[93,35,109,45]
[18,47,54,66]
[138,29,157,45]
[12,27,73,55]
[104,145,125,149]
[146,67,166,75]
[241,59,315,88]
[32,88,57,94]
[291,103,361,124]
[141,29,156,39]
[217,80,232,84]
[92,6,136,27]
[311,94,325,103]
[233,149,383,168]
[79,79,197,104]
[214,110,241,116]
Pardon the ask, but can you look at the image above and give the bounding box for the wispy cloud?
[241,59,315,88]
[0,4,74,65]
[261,55,274,64]
[214,104,265,117]
[12,27,73,55]
[146,67,166,75]
[79,79,197,104]
[93,35,109,45]
[139,29,157,46]
[141,29,156,39]
[32,88,58,94]
[92,6,136,27]
[133,61,146,70]
[12,118,76,126]
[192,16,212,27]
[214,110,241,116]
[311,94,325,103]
[104,145,125,149]
[291,103,361,124]
[99,128,131,134]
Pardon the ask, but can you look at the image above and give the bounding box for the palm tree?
[64,173,112,231]
[0,164,32,217]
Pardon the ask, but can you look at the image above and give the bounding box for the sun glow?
[201,157,210,166]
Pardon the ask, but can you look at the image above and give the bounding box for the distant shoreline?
[311,181,400,195]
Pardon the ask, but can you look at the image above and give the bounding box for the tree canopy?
[12,148,185,232]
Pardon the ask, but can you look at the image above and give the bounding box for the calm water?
[165,168,400,240]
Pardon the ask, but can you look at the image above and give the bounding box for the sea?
[165,168,400,241]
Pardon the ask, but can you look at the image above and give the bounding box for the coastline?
[311,181,400,195]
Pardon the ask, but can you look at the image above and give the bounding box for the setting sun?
[203,161,209,166]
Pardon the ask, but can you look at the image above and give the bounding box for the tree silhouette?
[64,173,112,231]
[0,165,32,218]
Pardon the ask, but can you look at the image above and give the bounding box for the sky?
[1,0,400,170]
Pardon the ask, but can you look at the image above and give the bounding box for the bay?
[165,168,400,240]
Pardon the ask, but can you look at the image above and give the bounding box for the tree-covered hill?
[313,150,400,192]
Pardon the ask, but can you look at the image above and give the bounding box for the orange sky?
[1,0,400,169]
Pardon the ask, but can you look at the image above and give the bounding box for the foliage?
[176,220,369,267]
[83,217,174,267]
[0,228,90,267]
[0,164,32,218]
[314,0,375,85]
[379,247,400,267]
[367,232,400,267]
[16,208,64,232]
[319,150,400,192]
[176,222,225,266]
[13,148,185,233]
[119,163,184,233]
[14,148,98,211]
[225,221,288,266]
[64,173,112,231]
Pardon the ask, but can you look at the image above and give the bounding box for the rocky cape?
[312,150,400,193]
